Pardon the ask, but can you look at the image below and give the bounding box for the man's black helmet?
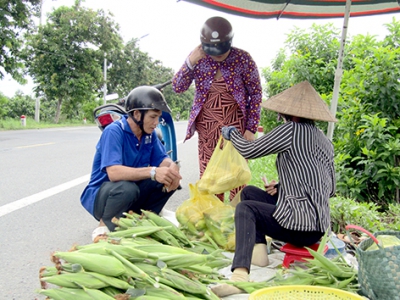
[200,16,233,56]
[125,86,171,114]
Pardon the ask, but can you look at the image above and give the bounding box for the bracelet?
[150,167,157,181]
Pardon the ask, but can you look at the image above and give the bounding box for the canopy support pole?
[327,0,352,140]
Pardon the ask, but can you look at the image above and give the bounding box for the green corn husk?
[138,218,182,248]
[134,243,193,255]
[76,241,159,261]
[141,209,194,246]
[37,287,115,300]
[128,285,186,300]
[135,296,164,300]
[161,267,209,295]
[100,286,125,297]
[189,240,220,255]
[39,266,59,278]
[107,225,167,238]
[40,271,108,289]
[53,251,126,277]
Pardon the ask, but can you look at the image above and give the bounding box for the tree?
[106,39,157,97]
[334,28,400,206]
[261,23,342,133]
[261,19,400,206]
[264,23,342,98]
[5,91,36,118]
[0,92,9,117]
[24,1,123,123]
[0,0,40,83]
[106,39,194,120]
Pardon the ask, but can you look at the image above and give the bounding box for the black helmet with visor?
[200,16,233,56]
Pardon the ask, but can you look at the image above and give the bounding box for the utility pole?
[35,0,44,122]
[103,53,107,105]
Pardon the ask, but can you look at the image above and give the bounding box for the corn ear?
[40,271,108,289]
[37,288,75,300]
[135,296,167,300]
[106,249,158,286]
[79,286,118,299]
[128,286,186,300]
[37,287,114,300]
[141,209,193,246]
[161,267,208,294]
[100,286,125,297]
[39,266,59,278]
[86,271,134,290]
[123,210,142,220]
[107,225,166,238]
[135,244,193,255]
[53,251,126,277]
[77,242,159,261]
[157,253,207,268]
[139,218,182,248]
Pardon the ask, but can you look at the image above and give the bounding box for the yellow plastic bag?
[197,136,251,195]
[175,183,224,239]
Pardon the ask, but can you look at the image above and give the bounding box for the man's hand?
[155,166,182,192]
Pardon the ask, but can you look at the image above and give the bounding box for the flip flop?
[91,226,110,242]
[337,232,368,251]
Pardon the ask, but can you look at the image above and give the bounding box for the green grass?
[0,117,94,130]
[248,154,278,189]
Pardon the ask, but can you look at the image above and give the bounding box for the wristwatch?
[150,167,157,181]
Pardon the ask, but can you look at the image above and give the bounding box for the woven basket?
[346,225,400,300]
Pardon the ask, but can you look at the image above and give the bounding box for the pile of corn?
[175,183,236,251]
[37,210,233,299]
[227,233,360,295]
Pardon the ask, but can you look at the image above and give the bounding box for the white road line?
[17,142,55,149]
[0,175,90,217]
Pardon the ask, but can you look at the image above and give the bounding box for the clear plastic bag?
[203,205,236,251]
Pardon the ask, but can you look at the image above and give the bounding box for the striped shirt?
[230,121,336,232]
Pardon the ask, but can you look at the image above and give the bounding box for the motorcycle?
[92,80,178,162]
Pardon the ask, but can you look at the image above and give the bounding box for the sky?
[0,0,398,97]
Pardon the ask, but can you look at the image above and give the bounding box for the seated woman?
[212,81,337,297]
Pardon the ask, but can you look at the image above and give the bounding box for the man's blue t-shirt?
[80,116,168,215]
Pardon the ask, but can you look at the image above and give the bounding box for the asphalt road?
[0,121,199,300]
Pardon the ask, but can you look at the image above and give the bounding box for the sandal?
[91,226,110,242]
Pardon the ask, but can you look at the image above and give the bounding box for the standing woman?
[172,16,263,201]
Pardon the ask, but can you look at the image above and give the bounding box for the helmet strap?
[130,110,147,132]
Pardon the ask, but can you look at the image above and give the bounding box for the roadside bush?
[330,196,400,233]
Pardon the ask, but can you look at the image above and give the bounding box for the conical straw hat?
[261,81,337,122]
